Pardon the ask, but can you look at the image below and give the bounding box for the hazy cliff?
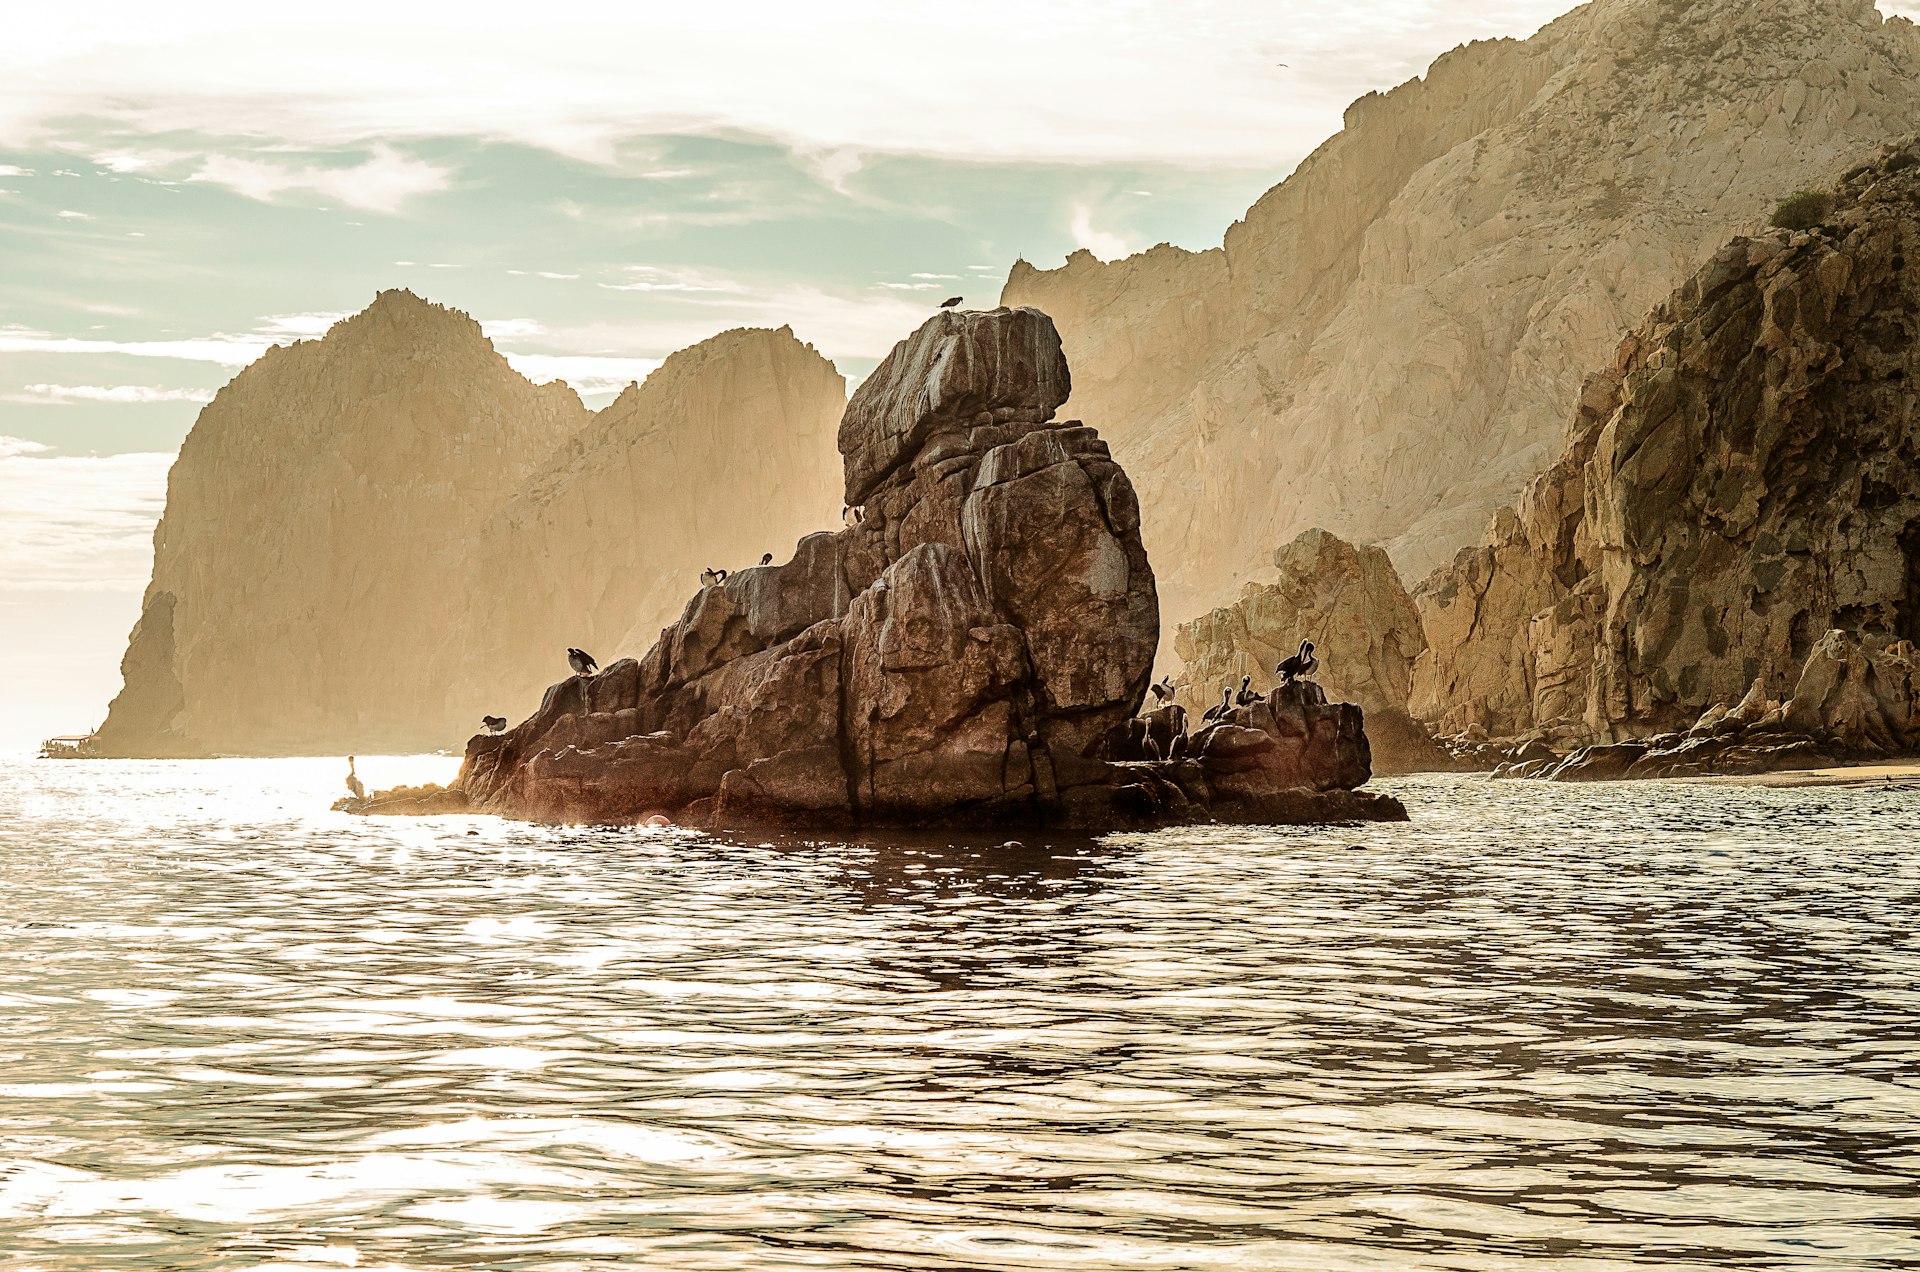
[95,293,848,755]
[1003,0,1920,629]
[1411,139,1920,754]
[457,326,846,717]
[96,291,588,754]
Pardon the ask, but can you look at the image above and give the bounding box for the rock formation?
[1003,0,1920,633]
[357,309,1404,829]
[1412,139,1920,773]
[95,291,590,755]
[93,293,848,756]
[1172,529,1448,773]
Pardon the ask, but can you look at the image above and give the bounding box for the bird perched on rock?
[699,567,730,587]
[345,756,365,800]
[940,296,962,309]
[1276,639,1319,685]
[1235,674,1265,707]
[1147,675,1177,704]
[760,553,773,566]
[1201,687,1232,723]
[482,715,507,733]
[842,505,865,527]
[1169,733,1189,760]
[567,647,599,677]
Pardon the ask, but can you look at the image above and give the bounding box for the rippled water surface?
[3,756,1918,1270]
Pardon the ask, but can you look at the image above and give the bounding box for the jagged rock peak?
[838,306,1070,505]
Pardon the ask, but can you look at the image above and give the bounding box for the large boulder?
[385,308,1402,829]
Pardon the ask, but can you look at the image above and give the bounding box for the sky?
[5,0,1914,749]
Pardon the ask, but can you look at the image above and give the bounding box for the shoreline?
[1674,761,1920,789]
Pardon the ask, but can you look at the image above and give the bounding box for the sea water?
[2,756,1917,1270]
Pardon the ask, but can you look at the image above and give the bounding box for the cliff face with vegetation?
[1411,140,1920,757]
[1003,0,1920,631]
[94,292,848,756]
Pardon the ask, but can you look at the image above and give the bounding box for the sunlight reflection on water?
[2,756,1918,1270]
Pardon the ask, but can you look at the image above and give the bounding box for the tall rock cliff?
[1411,139,1920,753]
[96,291,589,755]
[456,326,845,719]
[1003,0,1920,631]
[95,293,849,756]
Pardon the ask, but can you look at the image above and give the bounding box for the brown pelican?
[482,715,507,733]
[567,647,599,677]
[940,296,963,309]
[1235,674,1266,707]
[1276,640,1319,685]
[345,756,365,800]
[1201,687,1232,724]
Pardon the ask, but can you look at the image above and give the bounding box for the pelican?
[1201,687,1232,724]
[482,715,507,733]
[567,647,599,677]
[1169,733,1189,760]
[345,755,365,801]
[1276,639,1319,685]
[940,296,963,309]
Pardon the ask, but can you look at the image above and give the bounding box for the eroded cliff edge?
[1003,0,1920,630]
[1412,141,1920,777]
[356,309,1405,829]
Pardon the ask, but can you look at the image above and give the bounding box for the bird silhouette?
[482,715,507,733]
[940,296,963,309]
[345,756,365,800]
[567,647,599,677]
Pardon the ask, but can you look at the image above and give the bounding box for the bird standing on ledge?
[345,756,365,800]
[567,647,599,677]
[1276,639,1319,685]
[482,715,507,734]
[940,296,963,309]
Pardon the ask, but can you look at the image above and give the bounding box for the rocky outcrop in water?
[1003,0,1920,631]
[93,293,847,756]
[380,309,1403,829]
[1412,140,1920,775]
[1172,529,1449,774]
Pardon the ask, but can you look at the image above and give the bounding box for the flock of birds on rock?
[1190,640,1319,725]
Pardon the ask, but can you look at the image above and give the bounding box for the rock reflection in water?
[1,757,1917,1270]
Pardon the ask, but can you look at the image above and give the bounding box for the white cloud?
[0,327,272,367]
[503,353,662,397]
[190,143,450,213]
[480,318,546,341]
[0,438,172,590]
[0,1,1629,168]
[877,282,937,291]
[1067,202,1132,261]
[600,265,747,294]
[10,384,215,405]
[910,273,959,280]
[255,311,351,338]
[0,164,31,177]
[56,209,91,220]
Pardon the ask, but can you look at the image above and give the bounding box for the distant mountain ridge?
[1003,0,1920,635]
[94,291,846,755]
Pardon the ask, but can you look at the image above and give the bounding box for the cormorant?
[1276,639,1319,685]
[567,647,599,677]
[699,567,730,587]
[760,553,773,566]
[1201,687,1232,723]
[345,756,365,801]
[482,715,507,733]
[842,505,865,527]
[1147,674,1177,704]
[940,296,963,309]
